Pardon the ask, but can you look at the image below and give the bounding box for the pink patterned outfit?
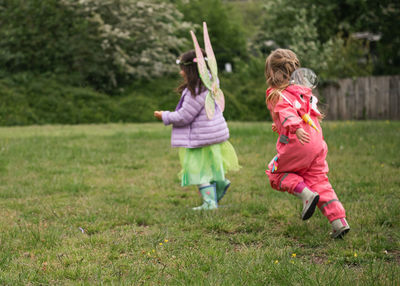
[265,85,346,222]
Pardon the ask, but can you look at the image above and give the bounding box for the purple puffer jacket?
[162,88,229,148]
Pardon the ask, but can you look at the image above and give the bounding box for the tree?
[252,0,372,80]
[253,0,399,76]
[173,0,248,70]
[0,0,191,90]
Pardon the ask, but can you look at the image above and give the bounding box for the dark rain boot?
[215,179,231,202]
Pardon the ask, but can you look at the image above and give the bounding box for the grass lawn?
[0,121,399,285]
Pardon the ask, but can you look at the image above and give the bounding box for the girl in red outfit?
[264,49,350,238]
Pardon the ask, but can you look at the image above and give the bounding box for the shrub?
[0,0,190,91]
[0,74,184,125]
[0,74,115,125]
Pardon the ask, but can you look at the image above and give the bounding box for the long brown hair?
[265,49,300,106]
[176,49,207,96]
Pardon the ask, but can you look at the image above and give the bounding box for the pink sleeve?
[273,101,302,133]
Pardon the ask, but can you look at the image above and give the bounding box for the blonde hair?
[265,49,300,106]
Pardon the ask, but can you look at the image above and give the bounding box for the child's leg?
[303,146,347,222]
[306,177,346,222]
[307,176,350,237]
[266,170,303,194]
[330,218,350,238]
[303,145,349,238]
[293,182,320,220]
[214,179,231,203]
[266,171,319,220]
[193,183,218,210]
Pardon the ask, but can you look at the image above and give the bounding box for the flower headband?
[176,57,208,66]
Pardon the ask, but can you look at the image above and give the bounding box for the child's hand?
[154,111,163,120]
[296,128,310,144]
[271,123,278,133]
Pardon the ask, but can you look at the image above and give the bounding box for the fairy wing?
[205,91,215,119]
[203,22,218,80]
[190,30,212,90]
[214,88,225,112]
[203,22,225,112]
[191,23,225,117]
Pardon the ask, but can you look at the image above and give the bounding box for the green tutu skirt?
[179,141,240,186]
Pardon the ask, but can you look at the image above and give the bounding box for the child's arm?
[274,100,302,133]
[295,128,310,144]
[274,100,310,144]
[161,91,205,127]
[154,111,163,120]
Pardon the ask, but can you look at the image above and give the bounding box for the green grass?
[0,121,399,285]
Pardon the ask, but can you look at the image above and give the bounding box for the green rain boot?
[192,183,218,210]
[215,179,231,202]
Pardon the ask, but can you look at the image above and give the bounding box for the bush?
[117,77,180,122]
[174,0,248,69]
[0,74,185,125]
[252,0,373,80]
[0,74,117,125]
[0,71,272,126]
[221,57,270,121]
[0,0,190,91]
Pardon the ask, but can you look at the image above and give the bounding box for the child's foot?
[295,187,319,220]
[215,179,231,202]
[330,218,350,239]
[192,184,218,210]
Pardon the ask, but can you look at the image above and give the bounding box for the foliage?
[0,0,190,90]
[358,0,400,74]
[305,0,400,74]
[0,72,270,125]
[0,122,399,283]
[0,74,116,125]
[173,0,248,69]
[251,0,398,76]
[117,77,181,122]
[320,35,373,80]
[0,0,92,77]
[0,74,182,125]
[252,0,373,80]
[228,0,265,40]
[221,57,270,121]
[62,0,191,88]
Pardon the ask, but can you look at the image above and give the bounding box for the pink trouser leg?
[303,146,346,222]
[266,170,304,195]
[304,175,345,222]
[266,142,347,222]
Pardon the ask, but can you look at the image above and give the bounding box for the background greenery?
[0,121,398,284]
[0,0,399,125]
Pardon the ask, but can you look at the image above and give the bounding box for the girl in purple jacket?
[154,49,240,210]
